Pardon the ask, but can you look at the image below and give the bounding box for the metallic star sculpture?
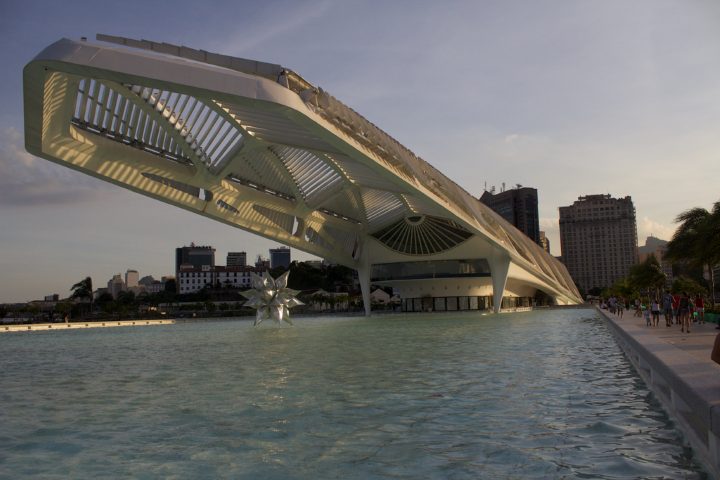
[240,271,304,327]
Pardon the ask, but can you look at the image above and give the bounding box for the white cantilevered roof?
[23,35,582,303]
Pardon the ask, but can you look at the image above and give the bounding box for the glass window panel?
[370,259,491,282]
[447,297,458,311]
[458,296,469,310]
[413,298,421,311]
[469,296,478,310]
[434,297,446,311]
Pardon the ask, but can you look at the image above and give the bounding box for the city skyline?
[2,1,720,302]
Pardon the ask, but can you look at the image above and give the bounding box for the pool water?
[0,310,709,478]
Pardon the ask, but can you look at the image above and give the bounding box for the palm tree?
[70,277,93,316]
[665,201,720,307]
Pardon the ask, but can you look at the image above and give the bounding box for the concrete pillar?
[489,248,510,314]
[357,241,372,317]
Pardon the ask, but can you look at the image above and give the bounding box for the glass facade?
[370,259,491,282]
[401,296,534,312]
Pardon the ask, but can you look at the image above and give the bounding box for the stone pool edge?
[596,306,720,479]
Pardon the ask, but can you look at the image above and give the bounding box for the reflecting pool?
[0,310,708,478]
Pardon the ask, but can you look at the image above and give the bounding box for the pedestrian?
[661,290,674,327]
[608,295,617,314]
[679,291,691,333]
[694,294,705,324]
[651,298,660,326]
[689,299,696,323]
[672,292,681,324]
[644,306,652,326]
[634,297,642,317]
[617,296,625,318]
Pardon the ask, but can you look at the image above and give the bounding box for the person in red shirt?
[694,294,705,324]
[672,294,681,324]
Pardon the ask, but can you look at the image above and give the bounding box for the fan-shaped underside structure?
[23,36,582,315]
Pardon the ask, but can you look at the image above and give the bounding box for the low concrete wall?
[597,306,720,478]
[2,319,173,332]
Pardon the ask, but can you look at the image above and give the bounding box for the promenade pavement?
[603,307,720,371]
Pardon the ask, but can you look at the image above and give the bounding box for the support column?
[489,248,510,314]
[357,241,372,317]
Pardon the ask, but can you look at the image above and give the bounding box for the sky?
[1,1,719,302]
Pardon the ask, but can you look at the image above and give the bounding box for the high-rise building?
[227,252,247,267]
[255,254,270,268]
[175,243,215,277]
[480,186,540,244]
[539,231,550,253]
[108,274,126,299]
[558,194,638,293]
[269,247,291,269]
[125,269,139,288]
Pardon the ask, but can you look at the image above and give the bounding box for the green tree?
[70,277,93,315]
[165,279,177,294]
[0,306,7,321]
[95,292,114,310]
[610,278,639,300]
[116,290,136,306]
[599,286,611,300]
[670,276,708,296]
[665,201,720,307]
[55,299,73,321]
[219,302,230,311]
[629,255,666,301]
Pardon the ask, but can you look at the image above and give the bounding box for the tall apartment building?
[558,194,638,293]
[175,243,216,277]
[255,254,270,268]
[227,251,247,267]
[125,269,139,288]
[108,274,126,299]
[480,186,540,244]
[269,246,291,269]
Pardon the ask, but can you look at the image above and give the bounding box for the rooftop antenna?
[490,186,496,194]
[502,182,505,192]
[484,181,487,191]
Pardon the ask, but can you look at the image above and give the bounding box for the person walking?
[672,292,681,324]
[651,298,660,326]
[694,294,705,324]
[608,295,617,314]
[634,297,642,317]
[679,292,691,333]
[661,290,674,327]
[617,296,625,318]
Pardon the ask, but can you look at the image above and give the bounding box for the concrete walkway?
[605,308,720,371]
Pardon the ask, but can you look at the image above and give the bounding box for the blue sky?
[1,1,719,302]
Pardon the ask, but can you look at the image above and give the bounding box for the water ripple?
[0,310,708,478]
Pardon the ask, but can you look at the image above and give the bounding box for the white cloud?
[637,216,676,244]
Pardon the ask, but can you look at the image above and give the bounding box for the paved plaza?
[603,308,720,371]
